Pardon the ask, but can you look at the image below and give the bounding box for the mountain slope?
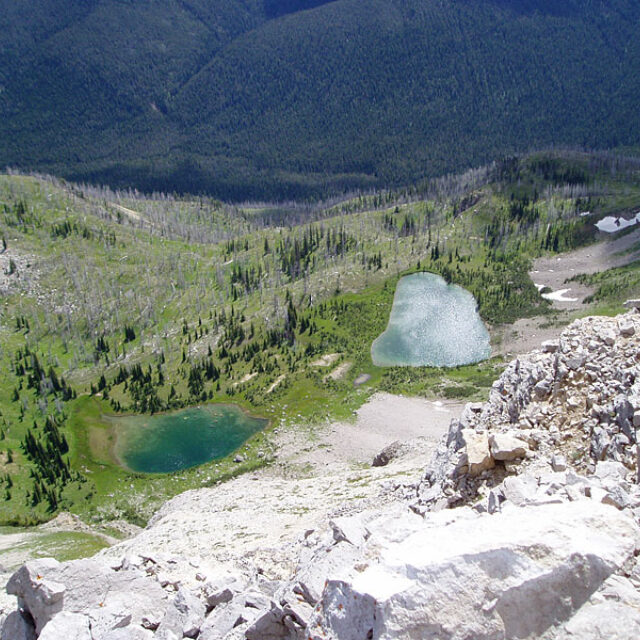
[4,312,640,639]
[1,0,640,199]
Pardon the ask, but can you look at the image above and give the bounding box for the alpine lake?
[109,405,268,474]
[372,272,491,367]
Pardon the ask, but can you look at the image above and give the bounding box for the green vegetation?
[1,1,640,199]
[1,151,640,526]
[570,261,640,308]
[0,526,110,570]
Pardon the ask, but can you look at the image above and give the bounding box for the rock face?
[4,311,640,639]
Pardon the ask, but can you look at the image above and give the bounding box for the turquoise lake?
[112,405,267,473]
[371,272,491,367]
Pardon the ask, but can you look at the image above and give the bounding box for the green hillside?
[1,150,640,525]
[1,1,639,199]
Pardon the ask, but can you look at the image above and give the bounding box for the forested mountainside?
[1,0,639,200]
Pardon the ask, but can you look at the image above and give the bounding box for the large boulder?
[4,557,169,639]
[307,501,638,640]
[5,559,64,634]
[461,430,494,476]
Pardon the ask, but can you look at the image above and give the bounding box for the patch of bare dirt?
[531,227,640,309]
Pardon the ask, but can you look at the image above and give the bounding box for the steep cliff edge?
[4,312,640,639]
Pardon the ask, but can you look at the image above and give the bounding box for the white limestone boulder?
[5,559,64,634]
[461,430,494,475]
[4,556,169,639]
[307,501,639,640]
[489,433,529,461]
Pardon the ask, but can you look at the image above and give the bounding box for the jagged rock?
[6,559,65,634]
[282,599,314,629]
[498,475,538,506]
[489,433,529,461]
[175,586,206,637]
[330,515,370,547]
[141,611,162,630]
[308,581,376,640]
[534,379,552,397]
[557,601,640,639]
[3,556,169,639]
[541,340,559,353]
[372,441,405,467]
[88,605,132,638]
[555,575,640,639]
[462,430,494,475]
[156,588,205,639]
[552,454,567,472]
[244,590,272,611]
[591,427,611,460]
[244,603,289,640]
[198,591,274,640]
[38,612,91,640]
[615,396,636,440]
[618,319,635,337]
[0,611,36,640]
[198,600,248,640]
[102,627,155,640]
[601,485,632,510]
[595,461,629,481]
[565,354,586,371]
[308,501,637,640]
[292,541,362,605]
[203,574,247,609]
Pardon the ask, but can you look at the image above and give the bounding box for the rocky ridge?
[4,312,640,639]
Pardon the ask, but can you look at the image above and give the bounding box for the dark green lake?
[111,405,267,473]
[371,272,491,367]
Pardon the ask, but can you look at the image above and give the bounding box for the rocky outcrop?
[415,311,640,512]
[4,312,640,639]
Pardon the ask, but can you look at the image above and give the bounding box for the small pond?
[371,272,491,367]
[111,405,267,473]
